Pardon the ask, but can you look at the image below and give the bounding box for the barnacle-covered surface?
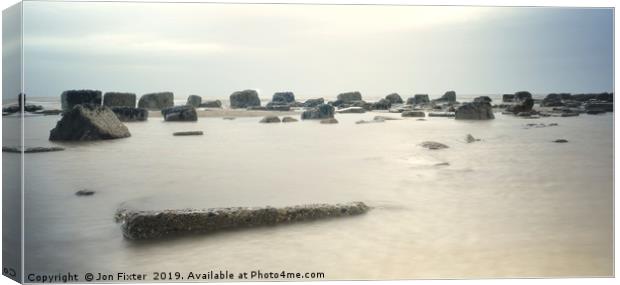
[116,202,370,240]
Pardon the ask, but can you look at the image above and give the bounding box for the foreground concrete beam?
[115,202,370,240]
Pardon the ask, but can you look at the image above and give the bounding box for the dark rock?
[186,95,202,107]
[320,118,339,124]
[303,98,324,108]
[4,104,44,113]
[25,105,43,112]
[455,101,494,120]
[111,107,148,122]
[385,93,403,104]
[586,110,606,115]
[337,91,362,103]
[474,96,492,103]
[173,131,204,136]
[103,92,136,108]
[337,107,366,113]
[161,106,198,122]
[200,100,222,108]
[2,105,19,114]
[61,90,102,111]
[401,111,425,117]
[272,92,295,103]
[282,116,298,123]
[138,92,174,110]
[372,98,392,110]
[514,91,533,102]
[259,116,281,123]
[502,94,515,102]
[541,93,570,107]
[553,139,568,143]
[2,146,65,153]
[560,112,579,117]
[572,92,613,102]
[75,189,95,196]
[507,98,534,114]
[407,94,430,105]
[49,105,130,141]
[116,202,370,240]
[301,104,335,120]
[585,102,613,112]
[230,90,261,108]
[433,91,456,103]
[420,141,449,150]
[34,109,63,116]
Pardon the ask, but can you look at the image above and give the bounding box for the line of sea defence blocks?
[115,201,370,240]
[138,92,174,110]
[61,90,102,111]
[111,107,148,122]
[103,92,137,108]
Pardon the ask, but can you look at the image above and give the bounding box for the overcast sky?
[20,1,613,99]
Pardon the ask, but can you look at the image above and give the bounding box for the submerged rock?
[49,105,130,141]
[230,90,261,108]
[401,111,425,117]
[61,90,102,111]
[553,139,568,143]
[116,201,370,240]
[200,100,223,108]
[161,106,198,122]
[259,116,281,123]
[35,109,63,116]
[75,189,95,196]
[138,92,174,110]
[282,116,298,123]
[465,134,480,143]
[265,102,291,111]
[301,104,335,120]
[173,131,204,136]
[420,141,449,150]
[320,118,339,124]
[111,107,148,122]
[186,95,202,107]
[103,92,136,108]
[373,115,401,121]
[2,146,65,153]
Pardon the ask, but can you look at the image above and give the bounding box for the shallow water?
[3,107,613,279]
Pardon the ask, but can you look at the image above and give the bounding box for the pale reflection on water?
[6,110,612,279]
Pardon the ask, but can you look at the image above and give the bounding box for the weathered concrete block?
[115,202,370,240]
